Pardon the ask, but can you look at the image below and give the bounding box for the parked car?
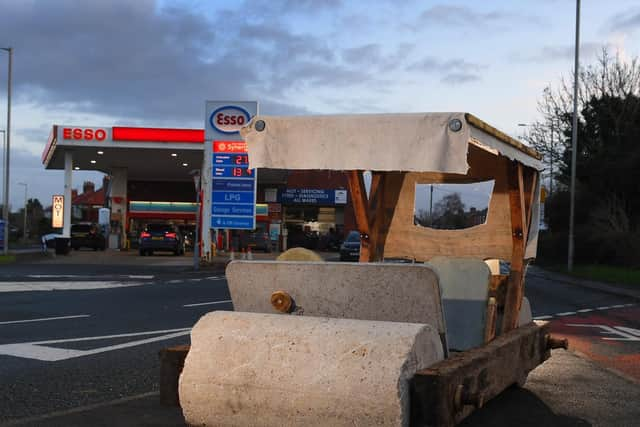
[339,230,361,261]
[241,227,271,252]
[139,223,184,256]
[71,223,106,251]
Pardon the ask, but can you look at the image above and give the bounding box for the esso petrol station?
[42,100,357,256]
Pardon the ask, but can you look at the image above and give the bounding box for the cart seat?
[426,257,492,351]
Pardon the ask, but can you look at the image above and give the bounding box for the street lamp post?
[1,47,12,255]
[568,0,581,272]
[18,182,27,242]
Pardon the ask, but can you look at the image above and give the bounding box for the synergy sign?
[205,101,258,230]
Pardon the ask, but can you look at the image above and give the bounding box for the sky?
[0,0,639,210]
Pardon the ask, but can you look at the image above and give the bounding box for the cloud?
[607,8,640,33]
[415,4,545,32]
[406,57,485,85]
[419,5,508,26]
[0,0,346,124]
[509,43,616,63]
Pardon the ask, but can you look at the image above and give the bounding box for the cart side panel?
[384,144,513,261]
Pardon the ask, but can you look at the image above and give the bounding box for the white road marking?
[128,275,154,279]
[167,280,182,284]
[534,302,636,319]
[0,315,90,325]
[566,324,640,341]
[0,281,145,292]
[205,276,225,280]
[0,327,191,361]
[183,299,233,308]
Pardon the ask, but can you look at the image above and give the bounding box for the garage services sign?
[280,189,348,205]
[205,101,258,230]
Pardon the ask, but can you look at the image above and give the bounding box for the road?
[0,253,229,422]
[0,253,638,425]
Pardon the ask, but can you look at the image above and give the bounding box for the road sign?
[52,195,64,228]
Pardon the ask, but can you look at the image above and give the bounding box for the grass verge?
[0,254,16,264]
[549,264,640,286]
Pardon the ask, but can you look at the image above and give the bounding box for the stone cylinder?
[179,311,444,427]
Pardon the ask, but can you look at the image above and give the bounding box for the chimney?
[83,181,95,194]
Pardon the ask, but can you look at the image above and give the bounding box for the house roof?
[73,187,105,206]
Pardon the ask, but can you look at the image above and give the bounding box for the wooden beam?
[369,172,405,261]
[347,170,371,261]
[524,170,538,244]
[501,162,527,333]
[411,322,551,427]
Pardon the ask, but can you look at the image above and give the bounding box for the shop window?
[413,180,495,230]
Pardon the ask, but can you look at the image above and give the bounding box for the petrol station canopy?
[42,125,206,181]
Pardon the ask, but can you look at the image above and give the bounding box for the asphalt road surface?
[1,253,638,425]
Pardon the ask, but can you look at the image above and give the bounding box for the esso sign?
[62,127,107,141]
[210,106,251,134]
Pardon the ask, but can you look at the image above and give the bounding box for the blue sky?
[0,0,639,208]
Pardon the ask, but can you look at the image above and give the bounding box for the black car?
[241,227,271,252]
[339,230,361,261]
[70,223,106,251]
[139,223,184,256]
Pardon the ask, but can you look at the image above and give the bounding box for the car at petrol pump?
[138,223,185,256]
[70,222,106,251]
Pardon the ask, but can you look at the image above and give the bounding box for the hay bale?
[276,247,324,262]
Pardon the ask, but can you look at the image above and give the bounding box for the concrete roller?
[179,311,444,427]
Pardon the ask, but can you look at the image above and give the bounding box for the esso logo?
[62,128,107,141]
[210,106,251,134]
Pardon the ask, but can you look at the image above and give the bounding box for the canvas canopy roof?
[240,112,543,173]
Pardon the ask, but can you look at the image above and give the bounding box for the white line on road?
[577,308,595,313]
[0,328,191,362]
[183,299,233,308]
[128,275,154,279]
[0,281,145,292]
[205,276,225,280]
[533,315,553,320]
[556,311,577,316]
[0,314,90,325]
[596,306,613,310]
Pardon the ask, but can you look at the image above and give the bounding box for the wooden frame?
[346,144,540,334]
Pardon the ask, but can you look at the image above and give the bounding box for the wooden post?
[501,163,527,333]
[347,170,371,261]
[347,171,405,262]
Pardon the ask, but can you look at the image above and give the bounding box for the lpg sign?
[209,105,251,135]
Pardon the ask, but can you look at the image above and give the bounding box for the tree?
[432,193,466,230]
[528,49,640,265]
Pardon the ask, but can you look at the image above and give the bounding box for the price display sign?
[211,141,257,229]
